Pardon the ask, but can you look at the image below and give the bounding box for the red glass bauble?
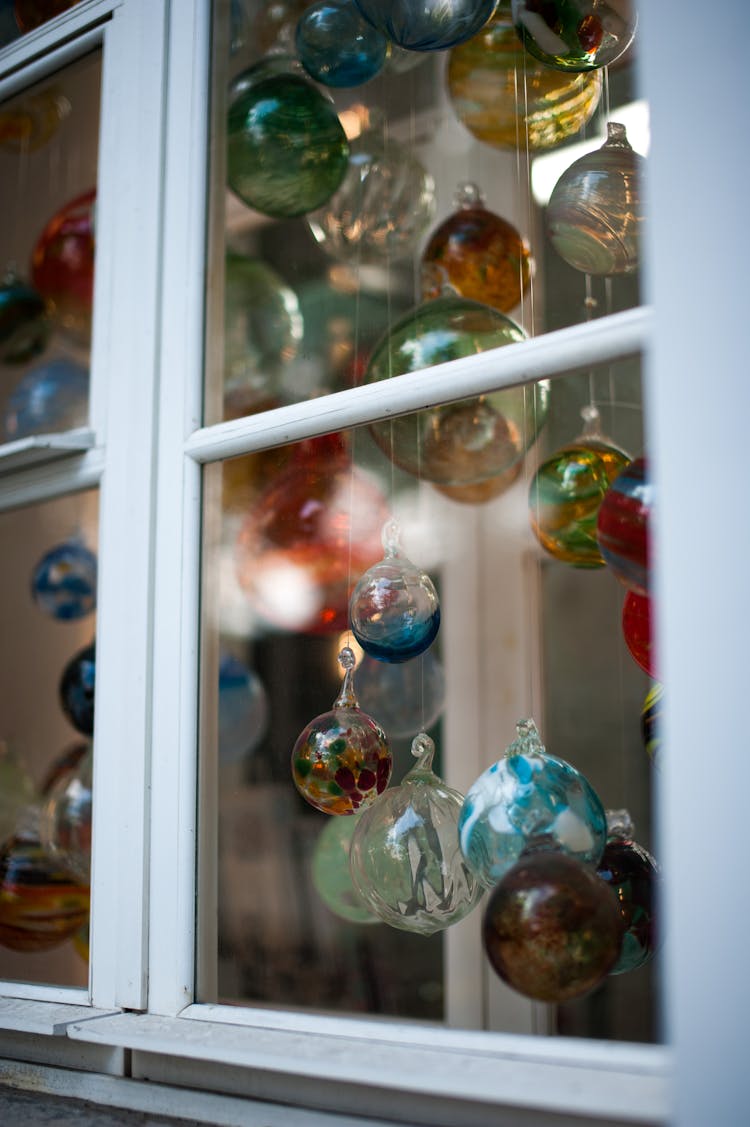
[31,188,95,342]
[595,455,651,594]
[622,590,656,677]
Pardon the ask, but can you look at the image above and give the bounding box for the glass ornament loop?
[453,181,484,209]
[381,518,401,556]
[410,730,435,769]
[505,716,544,757]
[606,807,634,840]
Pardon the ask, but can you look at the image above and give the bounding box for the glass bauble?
[0,266,49,364]
[256,0,313,55]
[597,809,659,975]
[291,646,392,814]
[235,433,389,635]
[31,539,97,620]
[458,718,607,889]
[72,918,89,962]
[622,590,655,678]
[40,741,87,797]
[40,744,92,884]
[0,810,89,952]
[223,252,303,416]
[4,357,89,440]
[511,0,636,72]
[296,1,387,87]
[31,188,95,342]
[354,0,497,52]
[483,846,623,1002]
[350,732,483,933]
[365,296,548,488]
[311,809,379,923]
[350,520,440,663]
[433,458,522,504]
[356,650,445,739]
[547,122,644,276]
[447,9,602,151]
[308,127,436,266]
[0,88,70,152]
[596,455,651,595]
[218,652,269,764]
[640,682,662,769]
[59,642,95,736]
[0,745,36,845]
[421,183,532,315]
[14,0,79,32]
[227,59,349,219]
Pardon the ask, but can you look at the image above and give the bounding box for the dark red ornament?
[622,589,656,677]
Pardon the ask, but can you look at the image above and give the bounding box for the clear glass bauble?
[4,356,89,441]
[296,1,387,87]
[595,454,651,595]
[59,642,95,736]
[31,539,97,621]
[511,0,636,72]
[218,652,270,764]
[354,0,498,52]
[356,650,445,739]
[0,265,49,364]
[311,809,379,923]
[31,188,95,343]
[40,744,92,884]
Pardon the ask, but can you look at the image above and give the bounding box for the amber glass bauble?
[447,9,601,151]
[547,122,644,275]
[227,60,349,219]
[483,846,623,1001]
[40,744,92,884]
[235,433,389,634]
[622,590,655,678]
[421,183,532,314]
[596,455,651,595]
[0,88,70,151]
[0,265,49,363]
[511,0,636,72]
[598,810,659,975]
[31,188,95,342]
[14,0,79,32]
[355,0,497,51]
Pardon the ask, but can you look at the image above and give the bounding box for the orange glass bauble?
[31,188,95,343]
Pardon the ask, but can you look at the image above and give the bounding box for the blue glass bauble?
[31,541,97,621]
[356,650,445,739]
[218,653,270,764]
[458,718,607,888]
[4,357,89,441]
[354,0,497,51]
[296,1,387,87]
[0,268,49,364]
[59,643,95,736]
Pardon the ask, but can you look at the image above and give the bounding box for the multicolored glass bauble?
[528,409,631,567]
[511,0,637,72]
[597,809,659,975]
[308,127,436,266]
[596,455,651,595]
[547,122,644,276]
[447,9,602,151]
[296,1,387,87]
[640,682,662,769]
[227,59,349,219]
[14,0,79,33]
[59,642,95,736]
[354,0,497,52]
[0,745,36,845]
[0,88,70,152]
[350,732,483,933]
[622,590,656,678]
[365,296,548,488]
[458,718,607,889]
[349,520,440,663]
[4,357,89,440]
[291,646,392,814]
[311,808,379,923]
[235,433,388,635]
[482,844,623,1002]
[0,265,49,364]
[421,183,532,315]
[31,188,95,342]
[31,539,97,620]
[40,743,92,884]
[223,252,303,416]
[218,652,269,764]
[356,649,445,739]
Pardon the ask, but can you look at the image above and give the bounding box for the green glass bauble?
[227,60,350,219]
[511,0,636,73]
[311,810,379,924]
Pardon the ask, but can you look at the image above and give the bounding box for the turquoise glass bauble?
[511,0,636,72]
[0,266,49,364]
[458,718,607,888]
[311,810,379,923]
[31,540,97,620]
[218,653,269,764]
[4,357,89,440]
[40,743,92,885]
[227,59,350,219]
[296,1,387,87]
[355,0,498,51]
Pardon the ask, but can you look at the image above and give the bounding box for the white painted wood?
[0,429,95,474]
[0,1029,124,1074]
[0,447,103,512]
[0,22,108,96]
[0,999,117,1035]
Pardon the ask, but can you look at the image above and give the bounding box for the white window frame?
[0,2,747,1124]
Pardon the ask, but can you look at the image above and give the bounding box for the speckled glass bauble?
[356,649,445,739]
[447,9,601,151]
[365,296,548,489]
[308,127,435,266]
[31,539,96,620]
[528,407,631,567]
[291,646,392,814]
[4,357,89,440]
[0,265,49,363]
[59,642,95,736]
[0,88,70,151]
[355,0,497,51]
[31,188,95,342]
[458,718,607,889]
[296,1,387,87]
[421,183,532,314]
[350,520,440,663]
[483,844,623,1001]
[596,455,651,595]
[235,433,389,634]
[622,590,655,678]
[350,733,483,933]
[597,809,659,975]
[640,682,662,769]
[511,0,636,72]
[311,809,379,923]
[40,744,92,884]
[14,0,79,32]
[0,745,36,845]
[223,252,303,416]
[227,59,349,219]
[218,652,269,764]
[547,123,644,275]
